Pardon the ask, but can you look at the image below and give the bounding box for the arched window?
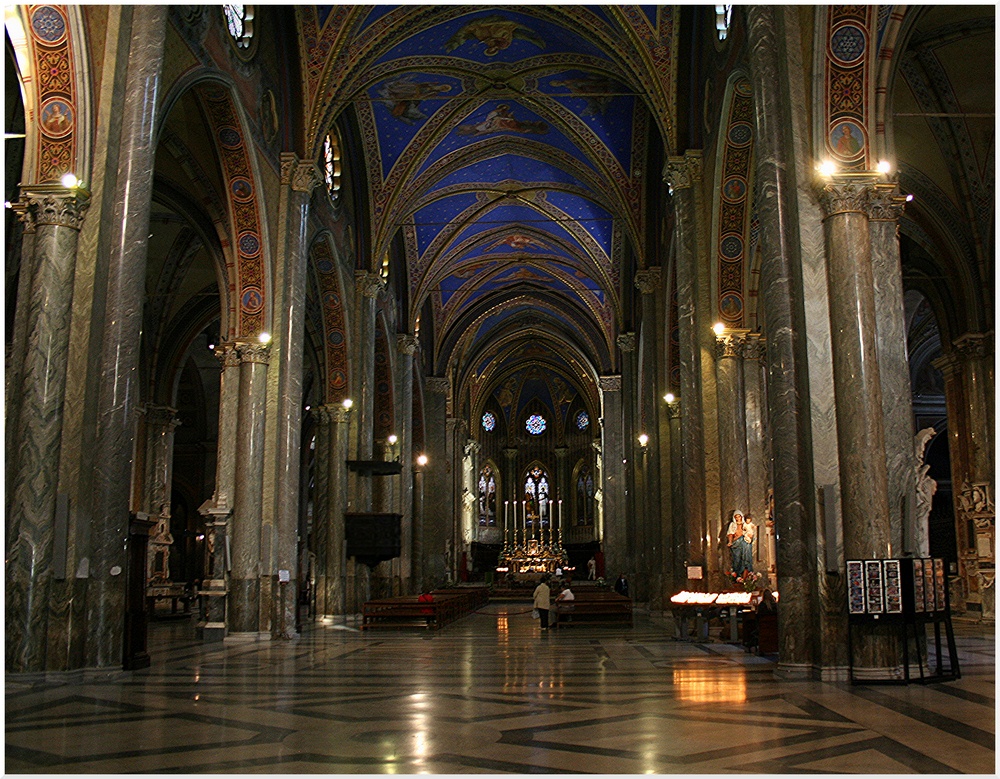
[478,464,497,526]
[574,462,595,526]
[523,464,551,528]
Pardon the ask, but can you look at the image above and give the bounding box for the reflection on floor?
[5,608,995,774]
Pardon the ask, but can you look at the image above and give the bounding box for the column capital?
[816,178,877,219]
[714,329,751,359]
[355,270,386,299]
[952,332,992,360]
[867,182,908,222]
[280,153,323,193]
[666,400,681,420]
[214,341,242,368]
[502,447,519,461]
[599,375,622,392]
[663,151,702,189]
[397,334,419,355]
[235,340,271,365]
[426,376,450,394]
[316,402,352,424]
[19,184,90,230]
[743,332,767,362]
[617,332,637,353]
[142,404,180,430]
[634,267,662,294]
[930,352,961,377]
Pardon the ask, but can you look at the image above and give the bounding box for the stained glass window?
[524,465,551,527]
[525,414,546,435]
[323,133,341,200]
[223,4,254,48]
[481,411,495,431]
[575,410,589,430]
[715,4,732,41]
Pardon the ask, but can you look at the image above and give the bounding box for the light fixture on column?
[258,331,271,344]
[663,392,675,404]
[638,433,649,450]
[60,172,79,188]
[342,398,353,410]
[817,160,837,177]
[713,322,726,336]
[388,434,397,445]
[416,454,428,467]
[876,160,891,174]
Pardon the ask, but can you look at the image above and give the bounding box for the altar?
[495,499,567,579]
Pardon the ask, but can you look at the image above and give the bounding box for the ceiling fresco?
[300,5,676,420]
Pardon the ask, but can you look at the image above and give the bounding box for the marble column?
[83,5,168,669]
[311,408,332,616]
[503,447,520,548]
[354,271,385,497]
[636,268,666,607]
[272,155,321,637]
[746,5,818,672]
[228,341,270,635]
[868,184,914,554]
[212,343,241,511]
[953,333,994,486]
[5,186,89,673]
[447,418,465,580]
[397,335,418,592]
[664,154,709,582]
[323,403,352,615]
[743,335,771,573]
[617,332,639,581]
[666,400,684,589]
[599,376,624,581]
[715,330,751,552]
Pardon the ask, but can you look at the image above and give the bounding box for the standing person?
[533,574,551,630]
[727,510,755,576]
[587,556,596,580]
[614,572,629,597]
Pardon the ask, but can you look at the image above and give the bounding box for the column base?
[197,621,227,643]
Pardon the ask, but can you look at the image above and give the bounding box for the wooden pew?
[362,587,488,630]
[553,591,632,626]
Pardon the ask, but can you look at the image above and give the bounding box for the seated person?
[553,585,575,625]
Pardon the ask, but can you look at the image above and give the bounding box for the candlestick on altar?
[522,500,527,544]
[548,500,554,546]
[503,500,509,551]
[558,499,563,547]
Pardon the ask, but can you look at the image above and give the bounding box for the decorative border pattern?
[310,238,349,403]
[374,316,394,440]
[27,5,77,182]
[197,85,266,338]
[716,77,753,327]
[824,6,874,172]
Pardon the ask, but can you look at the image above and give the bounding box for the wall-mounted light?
[60,172,79,189]
[817,160,837,177]
[388,434,397,445]
[876,160,891,174]
[638,433,649,448]
[713,322,726,336]
[258,331,271,344]
[342,398,354,410]
[663,393,676,404]
[416,454,428,466]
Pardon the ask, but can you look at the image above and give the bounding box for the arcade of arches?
[4,5,994,681]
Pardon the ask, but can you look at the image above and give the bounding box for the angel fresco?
[377,75,452,125]
[445,14,545,57]
[550,75,620,116]
[456,104,548,136]
[485,233,548,252]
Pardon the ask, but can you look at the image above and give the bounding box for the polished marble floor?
[5,607,996,775]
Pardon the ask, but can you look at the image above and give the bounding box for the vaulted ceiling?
[299,6,678,423]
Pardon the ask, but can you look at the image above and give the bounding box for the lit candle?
[548,500,554,545]
[504,500,508,546]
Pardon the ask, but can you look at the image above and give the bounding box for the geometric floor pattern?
[6,608,995,774]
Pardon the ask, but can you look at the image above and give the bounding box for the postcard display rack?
[846,558,959,684]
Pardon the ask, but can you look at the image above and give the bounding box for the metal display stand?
[846,558,960,685]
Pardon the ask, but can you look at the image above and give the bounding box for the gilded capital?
[599,375,622,392]
[617,332,637,353]
[634,267,662,295]
[355,270,386,299]
[20,185,90,230]
[397,334,419,356]
[817,180,873,219]
[235,340,271,365]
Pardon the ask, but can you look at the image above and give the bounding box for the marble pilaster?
[6,187,89,673]
[746,5,818,672]
[311,408,332,616]
[84,5,167,669]
[715,331,751,547]
[228,341,270,635]
[598,375,624,580]
[354,272,385,493]
[617,332,639,587]
[953,333,994,485]
[664,153,709,582]
[397,334,418,592]
[868,184,914,555]
[272,155,321,637]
